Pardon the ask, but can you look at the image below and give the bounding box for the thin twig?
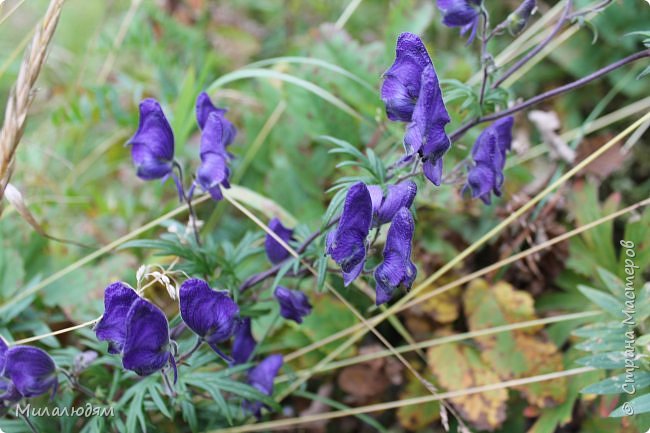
[450,48,650,141]
[214,367,595,433]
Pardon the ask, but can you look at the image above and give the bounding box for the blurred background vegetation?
[0,0,649,432]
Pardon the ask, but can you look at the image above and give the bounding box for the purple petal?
[368,181,418,226]
[437,0,480,27]
[466,163,495,204]
[248,354,283,396]
[244,354,283,417]
[179,279,239,346]
[129,99,175,180]
[95,282,139,355]
[374,208,417,305]
[197,152,230,201]
[423,158,444,186]
[343,259,366,287]
[274,286,312,324]
[465,117,513,204]
[381,33,433,122]
[326,182,373,285]
[232,318,257,365]
[0,378,21,403]
[196,92,237,146]
[405,64,451,186]
[265,218,294,264]
[4,346,58,398]
[122,299,171,376]
[200,112,230,159]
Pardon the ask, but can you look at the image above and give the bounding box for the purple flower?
[374,208,417,305]
[244,354,283,417]
[265,218,294,264]
[129,99,175,180]
[196,92,237,146]
[367,180,417,226]
[465,116,514,204]
[232,318,257,366]
[95,282,139,354]
[122,298,174,377]
[179,279,239,358]
[437,0,481,44]
[508,0,536,35]
[404,64,451,186]
[381,33,433,122]
[3,346,58,398]
[196,113,232,201]
[326,182,373,286]
[274,286,312,324]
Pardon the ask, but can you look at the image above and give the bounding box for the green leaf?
[245,56,376,92]
[610,393,650,417]
[597,267,624,297]
[575,333,626,353]
[577,285,623,318]
[148,384,172,419]
[582,372,650,395]
[572,321,625,338]
[575,351,628,369]
[208,69,363,120]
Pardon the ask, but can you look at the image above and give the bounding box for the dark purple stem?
[478,7,490,106]
[450,48,650,142]
[177,338,203,364]
[492,0,573,90]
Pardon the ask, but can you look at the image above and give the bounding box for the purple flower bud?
[374,208,417,305]
[265,218,294,264]
[465,116,514,204]
[95,282,139,354]
[381,33,433,122]
[196,92,237,147]
[326,182,373,286]
[196,113,232,201]
[274,286,312,324]
[129,99,175,180]
[437,0,482,44]
[3,346,58,398]
[232,318,257,366]
[244,354,283,417]
[508,0,536,35]
[179,279,239,356]
[122,298,173,377]
[367,180,417,226]
[404,64,451,186]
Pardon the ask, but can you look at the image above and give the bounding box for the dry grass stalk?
[0,0,65,215]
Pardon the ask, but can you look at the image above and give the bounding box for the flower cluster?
[326,32,516,305]
[95,278,285,415]
[326,181,417,305]
[0,337,58,411]
[95,282,175,377]
[128,92,235,202]
[381,33,452,185]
